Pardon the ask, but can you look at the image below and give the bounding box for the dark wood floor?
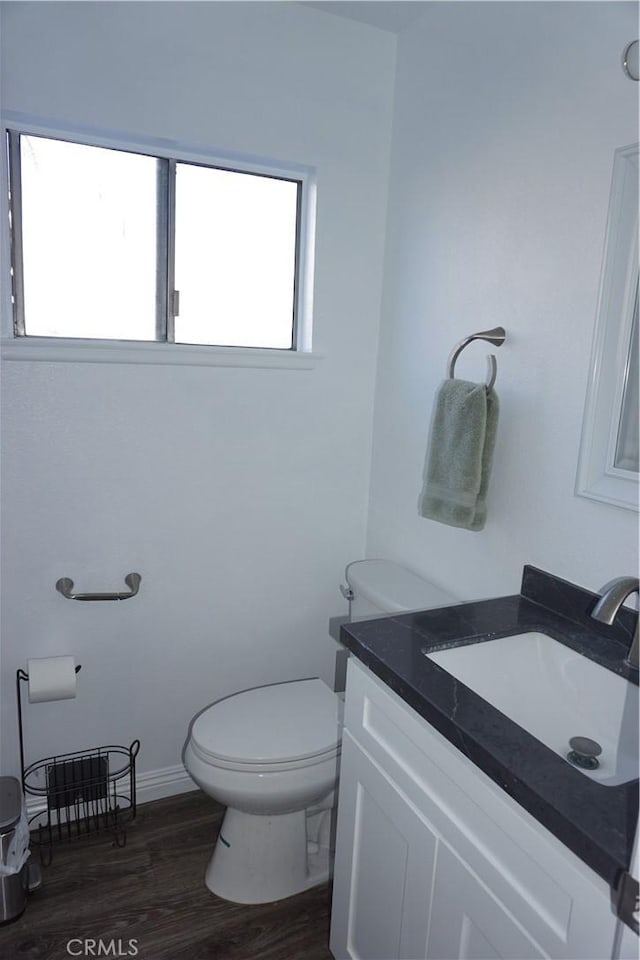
[1,792,334,960]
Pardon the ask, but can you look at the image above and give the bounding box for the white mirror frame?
[576,142,639,512]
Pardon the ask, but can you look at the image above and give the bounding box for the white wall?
[2,0,637,797]
[0,2,396,784]
[367,2,639,601]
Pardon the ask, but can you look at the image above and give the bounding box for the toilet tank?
[345,559,457,621]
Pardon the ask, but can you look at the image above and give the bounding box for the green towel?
[419,379,499,531]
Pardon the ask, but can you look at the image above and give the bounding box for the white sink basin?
[428,632,639,786]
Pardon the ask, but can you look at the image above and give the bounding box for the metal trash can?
[0,777,28,923]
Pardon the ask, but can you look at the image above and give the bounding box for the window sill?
[0,337,323,369]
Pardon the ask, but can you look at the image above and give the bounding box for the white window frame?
[576,142,639,511]
[0,112,319,369]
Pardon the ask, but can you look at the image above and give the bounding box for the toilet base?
[205,806,332,904]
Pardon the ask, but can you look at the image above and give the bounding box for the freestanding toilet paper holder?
[15,668,139,865]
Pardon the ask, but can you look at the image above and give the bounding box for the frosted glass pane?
[19,136,157,340]
[174,164,298,348]
[614,289,639,473]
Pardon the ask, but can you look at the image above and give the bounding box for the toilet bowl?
[184,678,341,904]
[184,559,457,905]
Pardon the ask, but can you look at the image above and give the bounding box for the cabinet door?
[616,920,639,960]
[330,731,437,960]
[427,842,547,960]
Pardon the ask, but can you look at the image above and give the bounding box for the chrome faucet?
[591,577,639,669]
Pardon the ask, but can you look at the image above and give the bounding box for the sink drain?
[567,736,602,770]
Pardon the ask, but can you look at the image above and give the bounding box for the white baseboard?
[135,763,199,806]
[25,762,198,818]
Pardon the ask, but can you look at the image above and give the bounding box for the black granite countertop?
[339,565,639,889]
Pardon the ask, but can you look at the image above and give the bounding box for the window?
[6,130,311,353]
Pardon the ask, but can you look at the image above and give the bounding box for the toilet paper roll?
[27,656,78,703]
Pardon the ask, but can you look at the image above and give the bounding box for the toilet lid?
[191,678,341,765]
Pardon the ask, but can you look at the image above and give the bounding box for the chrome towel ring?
[447,326,506,392]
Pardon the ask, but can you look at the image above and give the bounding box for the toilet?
[183,559,457,904]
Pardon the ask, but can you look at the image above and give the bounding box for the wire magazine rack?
[17,668,140,865]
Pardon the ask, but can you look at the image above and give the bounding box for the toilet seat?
[188,739,339,774]
[190,678,342,768]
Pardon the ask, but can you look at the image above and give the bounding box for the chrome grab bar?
[55,572,141,601]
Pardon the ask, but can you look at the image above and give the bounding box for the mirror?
[613,283,638,472]
[576,143,639,512]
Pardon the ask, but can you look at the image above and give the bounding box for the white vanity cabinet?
[330,659,623,960]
